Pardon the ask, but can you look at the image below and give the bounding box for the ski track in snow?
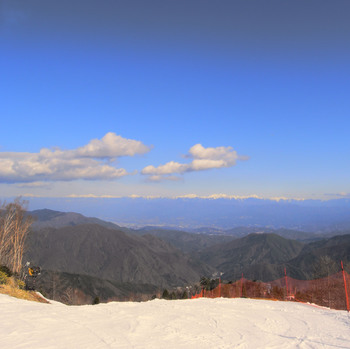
[1,294,350,349]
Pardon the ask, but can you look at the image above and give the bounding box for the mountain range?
[24,209,350,304]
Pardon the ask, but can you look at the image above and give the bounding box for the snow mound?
[1,294,349,348]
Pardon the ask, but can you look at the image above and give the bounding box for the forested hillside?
[24,209,350,304]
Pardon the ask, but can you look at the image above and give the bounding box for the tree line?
[0,198,33,276]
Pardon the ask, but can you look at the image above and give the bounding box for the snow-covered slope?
[1,294,349,348]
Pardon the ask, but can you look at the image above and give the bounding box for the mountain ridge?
[24,208,350,303]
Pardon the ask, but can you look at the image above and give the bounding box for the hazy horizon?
[17,196,350,232]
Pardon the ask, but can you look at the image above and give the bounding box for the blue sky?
[1,0,350,201]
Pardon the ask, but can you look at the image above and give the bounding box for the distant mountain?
[197,232,350,282]
[133,228,236,253]
[29,208,323,243]
[199,233,305,281]
[286,234,350,279]
[30,209,123,230]
[24,208,350,303]
[25,223,212,291]
[220,227,312,241]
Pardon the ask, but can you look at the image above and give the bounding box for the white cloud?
[142,161,188,176]
[15,181,53,189]
[0,133,150,183]
[76,132,150,158]
[189,144,237,162]
[141,143,248,181]
[67,194,120,198]
[145,175,183,182]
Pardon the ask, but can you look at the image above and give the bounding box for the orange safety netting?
[191,270,350,311]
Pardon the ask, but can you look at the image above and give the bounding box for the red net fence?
[191,263,350,312]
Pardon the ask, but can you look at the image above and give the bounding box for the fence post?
[284,268,289,299]
[341,261,349,312]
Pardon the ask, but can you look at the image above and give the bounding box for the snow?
[1,294,350,349]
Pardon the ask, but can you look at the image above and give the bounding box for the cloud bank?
[0,133,150,183]
[325,192,350,198]
[142,144,248,181]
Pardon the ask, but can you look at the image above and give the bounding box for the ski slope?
[1,294,349,348]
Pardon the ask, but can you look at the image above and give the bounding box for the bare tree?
[0,204,15,268]
[0,198,33,275]
[62,286,84,305]
[52,272,59,301]
[62,286,76,305]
